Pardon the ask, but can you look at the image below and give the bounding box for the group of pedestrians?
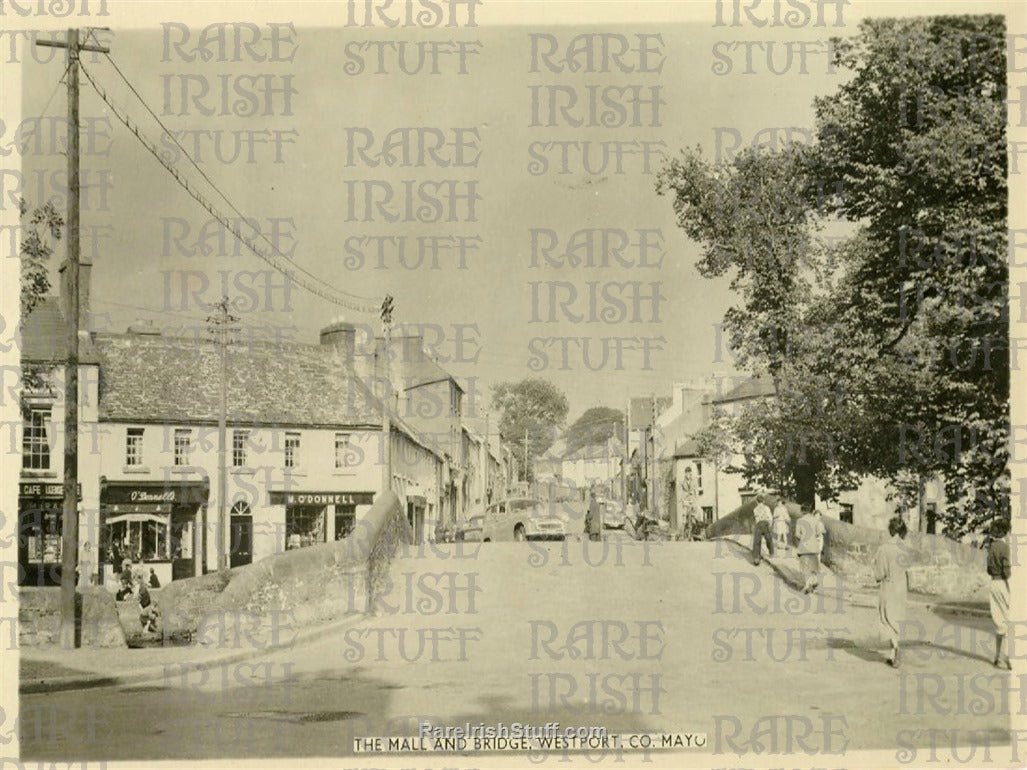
[751,493,792,564]
[749,494,1012,671]
[872,515,1010,670]
[751,494,825,593]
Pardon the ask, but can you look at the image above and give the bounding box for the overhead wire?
[76,57,381,314]
[97,49,378,307]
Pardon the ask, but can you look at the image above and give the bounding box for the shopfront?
[269,490,374,549]
[99,479,209,586]
[18,481,81,587]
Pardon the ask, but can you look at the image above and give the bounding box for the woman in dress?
[987,517,1011,669]
[874,516,909,668]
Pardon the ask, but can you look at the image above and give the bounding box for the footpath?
[717,534,990,619]
[20,610,364,695]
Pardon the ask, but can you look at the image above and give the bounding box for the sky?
[16,16,853,422]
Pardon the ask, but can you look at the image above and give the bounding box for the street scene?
[2,2,1025,769]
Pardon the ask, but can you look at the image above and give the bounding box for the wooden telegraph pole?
[380,295,394,494]
[207,297,238,571]
[36,29,109,649]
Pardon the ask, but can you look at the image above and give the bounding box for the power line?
[97,50,378,307]
[77,58,380,315]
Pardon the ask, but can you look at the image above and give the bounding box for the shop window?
[21,508,62,563]
[335,504,356,540]
[126,427,144,466]
[334,433,352,469]
[232,430,249,467]
[286,505,325,549]
[174,428,191,466]
[284,432,300,468]
[105,515,170,563]
[22,407,51,470]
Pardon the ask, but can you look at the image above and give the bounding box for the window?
[284,432,300,468]
[22,407,51,470]
[104,516,170,563]
[335,505,356,540]
[126,428,144,466]
[334,433,351,469]
[285,505,325,549]
[174,429,191,466]
[232,430,249,467]
[840,503,854,525]
[695,461,704,493]
[702,506,714,523]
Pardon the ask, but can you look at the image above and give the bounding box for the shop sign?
[101,482,209,506]
[20,482,81,500]
[269,491,375,506]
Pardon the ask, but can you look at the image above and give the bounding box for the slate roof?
[711,374,776,404]
[94,332,383,428]
[390,335,464,392]
[673,438,701,458]
[20,297,100,364]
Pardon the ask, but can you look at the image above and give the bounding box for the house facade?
[17,298,102,587]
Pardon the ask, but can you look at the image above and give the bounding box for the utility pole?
[650,393,657,518]
[36,28,109,649]
[380,295,394,495]
[207,296,238,571]
[622,397,629,505]
[523,427,529,483]
[484,409,490,503]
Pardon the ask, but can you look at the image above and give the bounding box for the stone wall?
[18,587,127,648]
[158,489,410,646]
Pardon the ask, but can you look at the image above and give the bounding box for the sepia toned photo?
[1,1,1025,768]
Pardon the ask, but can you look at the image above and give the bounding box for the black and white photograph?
[1,1,1025,768]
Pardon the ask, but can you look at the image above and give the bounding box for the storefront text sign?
[20,482,82,500]
[269,491,375,506]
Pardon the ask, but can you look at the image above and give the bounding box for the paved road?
[20,539,1011,763]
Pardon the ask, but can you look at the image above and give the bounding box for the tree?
[20,198,64,391]
[20,197,63,317]
[656,143,830,505]
[808,14,1008,534]
[658,15,1008,535]
[564,406,624,456]
[490,378,569,480]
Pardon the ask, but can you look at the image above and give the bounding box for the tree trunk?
[792,463,817,509]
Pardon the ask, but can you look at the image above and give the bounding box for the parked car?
[456,514,485,542]
[482,497,566,542]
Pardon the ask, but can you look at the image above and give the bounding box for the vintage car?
[455,514,485,542]
[481,497,567,542]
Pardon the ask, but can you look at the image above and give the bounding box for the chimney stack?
[320,318,357,363]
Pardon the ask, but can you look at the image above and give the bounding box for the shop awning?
[104,512,170,526]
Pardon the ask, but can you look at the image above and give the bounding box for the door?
[230,515,253,567]
[170,510,195,581]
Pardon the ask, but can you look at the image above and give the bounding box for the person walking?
[795,505,826,593]
[751,493,774,566]
[874,516,909,668]
[772,498,791,552]
[586,490,602,542]
[987,518,1011,669]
